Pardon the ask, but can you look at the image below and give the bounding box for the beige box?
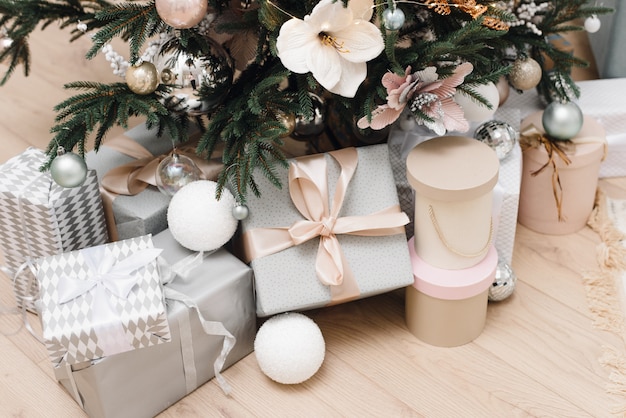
[405,239,497,347]
[518,111,606,235]
[406,136,499,270]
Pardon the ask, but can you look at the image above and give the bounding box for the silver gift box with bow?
[37,235,171,367]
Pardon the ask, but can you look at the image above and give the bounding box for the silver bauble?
[488,261,517,302]
[542,101,583,140]
[232,204,249,220]
[155,39,233,115]
[382,7,405,30]
[50,148,88,188]
[474,120,518,160]
[292,93,326,139]
[156,153,202,196]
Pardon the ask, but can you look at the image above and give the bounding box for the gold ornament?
[125,62,159,95]
[509,58,542,91]
[276,112,296,137]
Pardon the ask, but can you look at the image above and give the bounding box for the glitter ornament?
[155,40,233,115]
[292,93,326,139]
[454,82,500,122]
[542,101,583,140]
[254,313,325,385]
[382,6,405,31]
[232,204,249,220]
[509,57,542,91]
[125,62,159,95]
[167,180,239,252]
[156,153,202,196]
[50,147,88,188]
[474,120,517,159]
[155,0,208,29]
[488,260,517,302]
[584,15,601,33]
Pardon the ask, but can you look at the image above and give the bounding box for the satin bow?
[242,147,409,304]
[57,245,163,359]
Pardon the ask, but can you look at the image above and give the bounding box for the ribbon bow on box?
[242,147,409,304]
[56,245,164,363]
[98,134,223,241]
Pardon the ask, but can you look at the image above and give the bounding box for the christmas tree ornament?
[496,76,510,106]
[508,57,542,91]
[156,152,202,196]
[474,120,518,159]
[382,6,405,31]
[125,61,159,95]
[276,111,296,137]
[488,260,517,302]
[155,0,208,29]
[154,40,233,115]
[50,147,88,188]
[584,15,601,33]
[167,180,239,252]
[542,101,583,140]
[292,93,326,139]
[232,204,249,220]
[399,112,417,131]
[254,313,325,385]
[454,82,500,122]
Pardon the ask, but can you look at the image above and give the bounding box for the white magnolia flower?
[276,0,384,98]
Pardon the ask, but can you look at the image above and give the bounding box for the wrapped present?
[37,235,171,366]
[53,229,256,418]
[240,145,414,317]
[85,123,222,241]
[0,147,108,312]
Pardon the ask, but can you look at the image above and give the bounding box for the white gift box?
[0,148,108,312]
[37,235,171,366]
[239,145,415,317]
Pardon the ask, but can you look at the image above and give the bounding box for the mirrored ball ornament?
[474,120,518,159]
[50,148,88,188]
[488,260,517,302]
[382,7,405,31]
[156,153,202,196]
[542,101,583,140]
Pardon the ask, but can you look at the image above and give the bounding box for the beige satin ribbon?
[99,134,223,241]
[241,147,409,305]
[520,124,608,222]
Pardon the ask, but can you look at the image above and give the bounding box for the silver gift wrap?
[240,144,415,317]
[38,235,171,367]
[54,229,256,418]
[0,147,108,312]
[85,124,183,241]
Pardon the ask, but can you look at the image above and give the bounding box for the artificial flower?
[357,62,474,135]
[275,0,384,98]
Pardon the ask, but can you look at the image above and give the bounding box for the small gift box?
[37,235,171,366]
[85,123,222,241]
[240,145,414,317]
[53,229,256,418]
[0,147,108,312]
[518,111,607,235]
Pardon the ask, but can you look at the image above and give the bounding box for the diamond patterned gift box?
[0,147,108,312]
[37,235,171,367]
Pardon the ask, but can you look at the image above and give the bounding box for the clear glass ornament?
[382,7,405,31]
[156,153,202,196]
[50,146,88,188]
[488,260,517,302]
[474,120,517,159]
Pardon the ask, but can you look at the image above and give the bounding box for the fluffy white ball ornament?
[167,180,239,252]
[254,313,326,384]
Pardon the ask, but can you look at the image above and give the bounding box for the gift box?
[406,136,499,270]
[518,111,607,235]
[85,123,222,241]
[53,229,256,418]
[0,147,108,312]
[405,238,496,347]
[240,145,414,317]
[37,235,171,367]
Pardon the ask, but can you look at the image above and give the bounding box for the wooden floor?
[2,24,626,417]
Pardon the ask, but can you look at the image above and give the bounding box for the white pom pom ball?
[254,313,325,384]
[454,82,500,122]
[167,180,238,251]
